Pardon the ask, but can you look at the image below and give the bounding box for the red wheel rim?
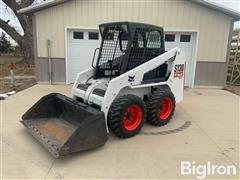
[158,98,173,120]
[123,104,142,131]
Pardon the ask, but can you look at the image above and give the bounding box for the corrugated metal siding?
[35,0,232,62]
[35,58,66,82]
[194,62,226,86]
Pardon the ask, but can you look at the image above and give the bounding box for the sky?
[211,0,240,10]
[209,0,239,12]
[0,0,239,44]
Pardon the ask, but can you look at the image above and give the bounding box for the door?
[67,29,101,83]
[165,32,195,87]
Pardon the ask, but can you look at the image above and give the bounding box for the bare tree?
[0,0,35,63]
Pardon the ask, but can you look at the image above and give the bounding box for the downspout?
[47,39,52,84]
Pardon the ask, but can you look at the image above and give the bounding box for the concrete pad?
[1,85,239,179]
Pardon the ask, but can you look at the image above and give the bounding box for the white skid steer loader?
[21,22,186,158]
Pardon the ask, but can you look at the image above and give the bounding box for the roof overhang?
[189,0,240,21]
[18,0,72,14]
[18,0,240,21]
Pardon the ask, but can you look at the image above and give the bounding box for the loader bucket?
[21,93,108,158]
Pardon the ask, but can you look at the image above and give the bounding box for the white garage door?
[165,32,195,87]
[67,29,101,83]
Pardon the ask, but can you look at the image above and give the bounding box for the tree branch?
[2,0,21,12]
[0,18,23,44]
[2,0,33,34]
[19,0,35,9]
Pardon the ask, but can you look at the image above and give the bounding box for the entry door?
[67,29,101,83]
[165,32,194,87]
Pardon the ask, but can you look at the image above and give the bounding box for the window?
[73,32,83,39]
[180,34,191,42]
[165,34,175,42]
[137,33,144,48]
[120,31,128,41]
[105,32,114,40]
[147,31,161,48]
[89,32,99,40]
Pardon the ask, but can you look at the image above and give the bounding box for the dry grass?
[0,63,35,77]
[0,54,35,77]
[0,78,37,94]
[224,85,240,96]
[0,54,36,94]
[0,54,23,64]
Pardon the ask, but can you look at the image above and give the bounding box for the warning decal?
[174,64,184,78]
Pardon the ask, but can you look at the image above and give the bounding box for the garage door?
[67,29,101,83]
[165,32,194,87]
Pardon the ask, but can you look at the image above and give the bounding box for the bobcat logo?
[128,75,135,82]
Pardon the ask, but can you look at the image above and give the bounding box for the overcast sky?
[0,0,239,43]
[209,0,239,12]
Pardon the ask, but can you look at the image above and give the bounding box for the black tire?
[146,89,176,126]
[108,95,146,138]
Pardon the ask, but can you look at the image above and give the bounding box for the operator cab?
[93,22,169,82]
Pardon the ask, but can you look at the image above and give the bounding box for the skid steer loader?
[21,22,186,158]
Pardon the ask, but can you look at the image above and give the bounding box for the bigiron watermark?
[181,161,237,179]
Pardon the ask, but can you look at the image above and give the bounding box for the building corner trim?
[224,19,234,85]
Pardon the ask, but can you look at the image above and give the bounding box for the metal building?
[19,0,240,87]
